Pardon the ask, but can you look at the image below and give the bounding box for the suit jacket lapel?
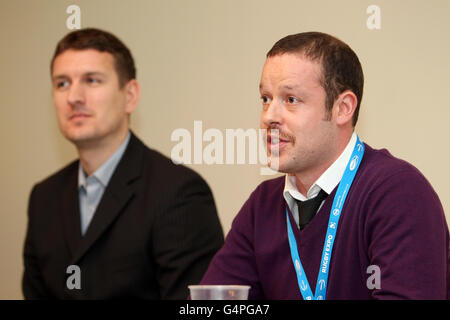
[60,162,82,259]
[70,132,144,265]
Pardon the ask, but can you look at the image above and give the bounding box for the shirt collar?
[283,132,357,202]
[78,131,131,189]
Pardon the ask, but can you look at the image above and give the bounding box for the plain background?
[1,0,449,299]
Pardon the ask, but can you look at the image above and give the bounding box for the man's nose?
[67,81,85,107]
[261,99,282,128]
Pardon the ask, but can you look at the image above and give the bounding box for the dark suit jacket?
[23,132,224,299]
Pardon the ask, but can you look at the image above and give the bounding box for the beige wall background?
[1,0,449,299]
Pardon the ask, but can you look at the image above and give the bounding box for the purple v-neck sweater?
[201,144,449,299]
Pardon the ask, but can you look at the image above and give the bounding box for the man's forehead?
[52,49,114,75]
[260,53,323,90]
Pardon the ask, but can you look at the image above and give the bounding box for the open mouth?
[267,133,290,151]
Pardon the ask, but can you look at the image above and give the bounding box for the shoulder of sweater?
[242,175,286,207]
[362,143,426,179]
[231,175,286,230]
[359,143,436,195]
[254,175,285,193]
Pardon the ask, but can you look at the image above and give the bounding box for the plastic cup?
[188,285,251,300]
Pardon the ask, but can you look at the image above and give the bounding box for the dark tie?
[296,189,328,230]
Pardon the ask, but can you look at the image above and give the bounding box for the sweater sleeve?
[199,188,265,300]
[365,168,449,299]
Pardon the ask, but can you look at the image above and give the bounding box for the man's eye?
[56,81,69,89]
[287,96,298,104]
[87,78,100,84]
[261,96,272,104]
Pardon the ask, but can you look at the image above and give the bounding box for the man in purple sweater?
[200,32,449,299]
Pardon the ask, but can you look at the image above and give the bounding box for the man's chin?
[267,156,286,173]
[267,155,300,174]
[63,131,98,147]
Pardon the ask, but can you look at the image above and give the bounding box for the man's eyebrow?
[83,71,106,77]
[52,74,68,81]
[280,84,300,90]
[259,83,305,93]
[52,71,106,81]
[259,82,270,91]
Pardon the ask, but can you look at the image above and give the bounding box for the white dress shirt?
[283,132,357,228]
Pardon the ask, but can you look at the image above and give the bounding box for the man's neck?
[294,165,331,196]
[294,131,353,197]
[77,130,129,176]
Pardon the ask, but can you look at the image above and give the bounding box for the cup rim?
[188,285,251,290]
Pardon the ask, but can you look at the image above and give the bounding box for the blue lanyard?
[286,136,365,300]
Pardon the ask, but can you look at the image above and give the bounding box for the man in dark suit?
[22,28,224,299]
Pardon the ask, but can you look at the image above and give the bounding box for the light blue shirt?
[78,132,131,236]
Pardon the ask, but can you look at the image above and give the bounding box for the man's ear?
[333,90,357,126]
[124,79,140,114]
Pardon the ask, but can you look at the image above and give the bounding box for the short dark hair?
[267,32,364,126]
[51,28,136,87]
